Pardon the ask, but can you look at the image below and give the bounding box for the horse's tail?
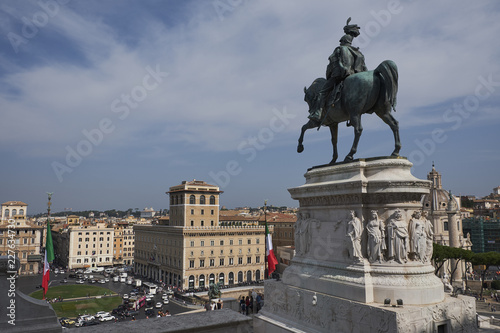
[375,60,398,112]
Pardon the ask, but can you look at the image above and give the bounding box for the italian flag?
[42,219,55,299]
[265,223,278,277]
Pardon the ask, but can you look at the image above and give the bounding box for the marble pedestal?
[254,157,477,332]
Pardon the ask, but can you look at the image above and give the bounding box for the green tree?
[470,251,500,298]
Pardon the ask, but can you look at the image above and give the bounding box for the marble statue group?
[345,209,434,264]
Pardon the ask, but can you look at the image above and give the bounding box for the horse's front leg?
[297,120,317,153]
[329,123,339,164]
[345,116,362,162]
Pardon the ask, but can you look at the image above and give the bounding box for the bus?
[143,282,158,295]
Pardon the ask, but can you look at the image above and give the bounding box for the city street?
[17,272,196,325]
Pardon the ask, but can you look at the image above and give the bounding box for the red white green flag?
[265,223,278,277]
[42,219,54,299]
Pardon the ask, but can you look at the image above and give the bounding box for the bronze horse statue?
[297,60,401,164]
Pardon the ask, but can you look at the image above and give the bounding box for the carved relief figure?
[409,210,426,262]
[346,210,363,261]
[423,211,434,263]
[386,209,409,264]
[366,210,386,263]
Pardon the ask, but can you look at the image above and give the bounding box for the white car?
[155,302,162,309]
[161,294,168,299]
[99,315,115,322]
[163,298,169,305]
[98,279,105,284]
[76,279,84,284]
[78,315,95,322]
[95,311,109,318]
[104,278,110,282]
[123,294,129,300]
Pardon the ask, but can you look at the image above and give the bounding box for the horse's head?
[303,78,326,111]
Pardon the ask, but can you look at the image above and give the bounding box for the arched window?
[200,195,206,205]
[256,270,261,281]
[229,272,234,285]
[12,209,17,216]
[219,273,225,285]
[170,196,174,205]
[238,271,243,283]
[19,209,24,216]
[4,209,9,217]
[189,275,195,289]
[210,195,216,205]
[190,195,196,205]
[247,270,252,282]
[209,273,215,285]
[199,274,205,288]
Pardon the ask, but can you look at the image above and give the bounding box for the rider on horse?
[309,18,368,125]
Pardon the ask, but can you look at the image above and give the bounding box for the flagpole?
[264,200,268,279]
[42,192,54,300]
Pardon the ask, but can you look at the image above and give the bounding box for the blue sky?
[1,0,499,214]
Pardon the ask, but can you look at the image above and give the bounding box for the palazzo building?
[0,201,44,275]
[134,180,267,290]
[52,222,114,269]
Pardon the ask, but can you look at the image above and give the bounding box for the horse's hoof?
[329,157,338,165]
[297,145,304,153]
[391,152,400,157]
[344,156,353,162]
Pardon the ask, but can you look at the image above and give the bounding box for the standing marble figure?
[366,210,385,263]
[346,210,363,261]
[386,209,409,264]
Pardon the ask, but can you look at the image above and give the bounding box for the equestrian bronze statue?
[297,18,401,164]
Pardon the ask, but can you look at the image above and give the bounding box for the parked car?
[98,279,105,284]
[82,320,100,326]
[61,279,67,283]
[95,311,109,318]
[76,279,84,284]
[99,315,115,322]
[60,317,75,326]
[124,310,139,317]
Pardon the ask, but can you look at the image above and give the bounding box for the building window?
[190,195,196,204]
[256,256,260,263]
[190,241,195,247]
[229,258,234,265]
[256,238,260,244]
[247,239,251,245]
[200,195,206,204]
[211,210,214,215]
[238,257,243,265]
[230,239,233,245]
[189,260,194,268]
[210,240,215,246]
[220,258,224,266]
[200,259,205,267]
[211,220,214,226]
[201,241,205,247]
[210,259,215,267]
[201,220,204,226]
[210,195,216,205]
[201,209,204,215]
[444,221,449,231]
[191,209,194,215]
[191,220,194,226]
[239,239,242,245]
[220,240,224,246]
[247,257,252,264]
